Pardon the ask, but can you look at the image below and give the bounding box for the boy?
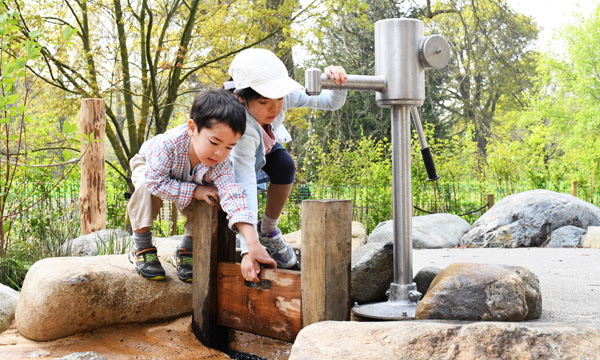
[127,89,276,283]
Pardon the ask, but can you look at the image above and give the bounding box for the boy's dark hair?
[190,89,246,135]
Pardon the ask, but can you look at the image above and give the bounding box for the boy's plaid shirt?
[139,124,255,230]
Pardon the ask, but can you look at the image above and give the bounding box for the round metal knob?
[420,35,451,70]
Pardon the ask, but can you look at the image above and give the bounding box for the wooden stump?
[301,199,352,327]
[79,98,106,235]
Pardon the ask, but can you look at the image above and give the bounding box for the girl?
[226,48,347,282]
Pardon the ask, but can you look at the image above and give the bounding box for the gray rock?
[412,214,471,248]
[15,255,192,341]
[546,225,585,248]
[412,266,442,298]
[351,242,393,304]
[416,262,541,321]
[63,229,132,256]
[0,284,19,333]
[58,352,108,360]
[368,214,470,249]
[367,220,393,244]
[289,321,600,360]
[461,190,600,247]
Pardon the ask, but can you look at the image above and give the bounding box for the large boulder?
[368,214,470,249]
[15,255,192,341]
[63,229,132,256]
[283,221,367,251]
[0,284,19,333]
[289,321,600,360]
[416,262,541,321]
[461,190,600,247]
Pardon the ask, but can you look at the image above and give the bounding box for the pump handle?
[421,147,440,181]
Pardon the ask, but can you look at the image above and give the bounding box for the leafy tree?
[11,0,302,189]
[1,2,78,287]
[424,0,539,158]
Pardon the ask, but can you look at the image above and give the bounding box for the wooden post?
[301,199,352,327]
[487,193,495,210]
[191,200,235,348]
[572,181,578,198]
[79,98,106,235]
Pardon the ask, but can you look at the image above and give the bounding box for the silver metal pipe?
[410,107,428,149]
[391,105,413,285]
[305,68,386,95]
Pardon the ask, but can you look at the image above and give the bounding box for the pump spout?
[305,68,387,96]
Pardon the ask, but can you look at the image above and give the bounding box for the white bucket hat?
[228,48,303,99]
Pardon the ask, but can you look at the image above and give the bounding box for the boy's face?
[187,119,240,167]
[240,96,284,127]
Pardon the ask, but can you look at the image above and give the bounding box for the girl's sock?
[260,214,279,234]
[179,235,193,250]
[133,230,153,251]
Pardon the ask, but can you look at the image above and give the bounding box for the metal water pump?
[305,18,450,319]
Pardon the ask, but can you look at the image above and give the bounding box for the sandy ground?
[0,316,230,359]
[0,247,598,359]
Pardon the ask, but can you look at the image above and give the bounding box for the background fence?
[12,180,600,238]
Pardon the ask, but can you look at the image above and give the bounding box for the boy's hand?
[324,65,347,86]
[241,243,276,282]
[193,185,220,206]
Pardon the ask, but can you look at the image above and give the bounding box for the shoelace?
[144,253,159,262]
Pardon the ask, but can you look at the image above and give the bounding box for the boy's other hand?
[241,243,276,282]
[193,185,220,206]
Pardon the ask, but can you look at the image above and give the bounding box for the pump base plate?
[352,300,419,320]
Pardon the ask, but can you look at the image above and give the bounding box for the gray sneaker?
[258,221,297,269]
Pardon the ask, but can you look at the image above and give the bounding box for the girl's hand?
[193,185,219,206]
[324,65,348,86]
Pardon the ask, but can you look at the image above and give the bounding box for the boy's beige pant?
[128,154,195,236]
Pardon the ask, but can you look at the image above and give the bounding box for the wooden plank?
[216,262,301,342]
[301,199,352,327]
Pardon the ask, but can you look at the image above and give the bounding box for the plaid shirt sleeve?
[143,133,196,209]
[205,159,256,231]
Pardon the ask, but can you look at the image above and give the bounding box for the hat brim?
[252,77,304,99]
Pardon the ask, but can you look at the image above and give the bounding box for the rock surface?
[350,242,393,304]
[368,213,470,249]
[0,284,19,333]
[416,262,541,321]
[546,225,585,247]
[289,321,600,360]
[15,255,192,341]
[461,190,600,247]
[583,226,600,248]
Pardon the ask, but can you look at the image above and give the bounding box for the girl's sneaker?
[128,247,165,280]
[257,221,297,269]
